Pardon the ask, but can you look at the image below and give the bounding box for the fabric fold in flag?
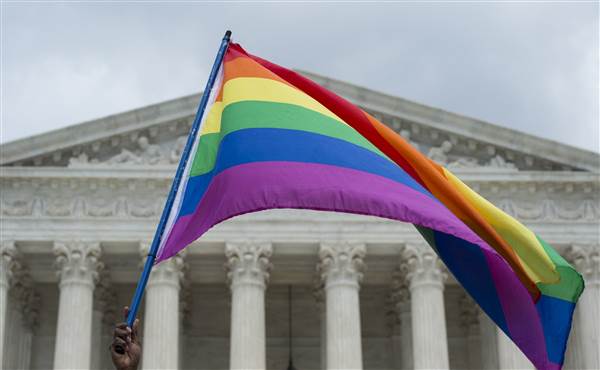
[156,41,583,370]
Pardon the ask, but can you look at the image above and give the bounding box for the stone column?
[179,278,192,369]
[91,272,116,370]
[0,249,38,370]
[0,241,18,368]
[460,294,481,370]
[563,326,581,370]
[313,280,327,370]
[390,267,412,370]
[53,241,103,370]
[11,269,38,370]
[402,243,449,369]
[385,296,402,370]
[478,310,499,370]
[140,243,185,370]
[4,293,37,370]
[17,326,33,370]
[496,328,534,369]
[318,241,366,370]
[398,301,413,370]
[566,244,600,370]
[4,305,21,369]
[225,241,272,370]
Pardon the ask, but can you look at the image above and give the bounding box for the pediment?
[1,71,598,172]
[0,94,200,168]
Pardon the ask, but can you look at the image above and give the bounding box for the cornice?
[1,166,598,184]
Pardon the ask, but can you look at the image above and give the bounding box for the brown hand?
[110,307,141,370]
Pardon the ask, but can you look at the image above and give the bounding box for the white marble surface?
[496,328,534,369]
[403,244,449,369]
[225,242,272,370]
[567,245,600,370]
[320,242,366,370]
[53,241,101,370]
[142,253,184,370]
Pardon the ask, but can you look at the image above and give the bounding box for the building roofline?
[2,70,598,171]
[0,93,201,165]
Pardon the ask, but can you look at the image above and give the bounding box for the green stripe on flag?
[190,100,392,176]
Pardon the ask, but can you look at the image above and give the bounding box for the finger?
[132,318,140,339]
[123,306,130,320]
[115,322,128,330]
[114,327,131,340]
[114,323,131,340]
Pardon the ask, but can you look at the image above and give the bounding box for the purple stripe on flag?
[484,250,550,368]
[158,162,496,262]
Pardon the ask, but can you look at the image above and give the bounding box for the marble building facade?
[1,72,598,370]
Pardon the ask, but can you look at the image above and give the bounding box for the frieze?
[2,194,596,221]
[1,169,598,224]
[1,199,34,216]
[1,195,165,219]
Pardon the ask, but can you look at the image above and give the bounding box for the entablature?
[1,167,598,248]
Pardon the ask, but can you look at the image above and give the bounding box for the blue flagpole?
[124,30,232,329]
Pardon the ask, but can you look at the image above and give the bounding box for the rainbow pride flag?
[157,43,583,369]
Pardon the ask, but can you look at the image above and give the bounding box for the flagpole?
[124,30,232,330]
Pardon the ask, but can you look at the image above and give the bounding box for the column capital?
[54,241,103,287]
[225,241,272,289]
[401,242,447,290]
[140,241,186,289]
[1,240,21,288]
[318,241,366,289]
[565,244,599,285]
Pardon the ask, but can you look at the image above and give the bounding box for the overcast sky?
[2,2,598,153]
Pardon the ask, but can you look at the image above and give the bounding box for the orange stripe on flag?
[366,113,541,301]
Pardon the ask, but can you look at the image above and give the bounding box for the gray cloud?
[2,2,598,152]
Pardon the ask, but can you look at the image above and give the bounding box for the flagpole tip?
[225,30,232,39]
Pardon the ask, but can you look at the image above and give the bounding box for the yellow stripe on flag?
[222,77,344,123]
[200,101,224,136]
[443,168,559,284]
